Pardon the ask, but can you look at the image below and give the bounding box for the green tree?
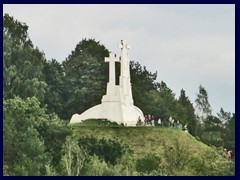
[195,85,212,122]
[222,113,235,155]
[194,85,212,138]
[43,59,66,119]
[4,96,70,175]
[60,136,86,176]
[217,108,231,124]
[176,89,197,135]
[201,115,223,147]
[3,14,47,102]
[130,61,157,114]
[157,81,176,120]
[65,38,109,88]
[37,113,71,167]
[3,13,31,46]
[62,39,109,119]
[4,97,49,175]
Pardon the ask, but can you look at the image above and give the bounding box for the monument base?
[69,102,144,126]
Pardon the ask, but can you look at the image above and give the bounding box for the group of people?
[168,116,180,128]
[144,114,157,126]
[136,115,159,126]
[136,115,182,129]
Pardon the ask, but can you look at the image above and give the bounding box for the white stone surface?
[70,40,144,126]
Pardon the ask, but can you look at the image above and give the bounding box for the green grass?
[68,121,234,175]
[70,124,211,158]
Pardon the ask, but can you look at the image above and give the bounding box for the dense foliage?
[3,97,71,175]
[3,14,235,176]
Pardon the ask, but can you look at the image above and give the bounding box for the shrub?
[136,153,161,174]
[78,136,130,165]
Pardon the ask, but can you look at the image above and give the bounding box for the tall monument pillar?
[70,40,144,126]
[119,40,133,105]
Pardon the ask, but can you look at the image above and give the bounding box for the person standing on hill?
[158,117,162,127]
[151,115,155,126]
[148,114,151,124]
[227,150,232,160]
[169,116,172,127]
[144,115,148,125]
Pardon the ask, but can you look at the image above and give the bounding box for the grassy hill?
[72,126,205,157]
[69,122,235,176]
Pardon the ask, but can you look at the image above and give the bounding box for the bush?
[163,139,193,175]
[191,149,235,176]
[78,136,130,165]
[136,153,161,174]
[84,155,110,176]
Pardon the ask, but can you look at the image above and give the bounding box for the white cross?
[105,52,119,85]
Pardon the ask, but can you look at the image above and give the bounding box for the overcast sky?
[3,4,235,115]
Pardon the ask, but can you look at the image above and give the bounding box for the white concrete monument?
[70,40,144,126]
